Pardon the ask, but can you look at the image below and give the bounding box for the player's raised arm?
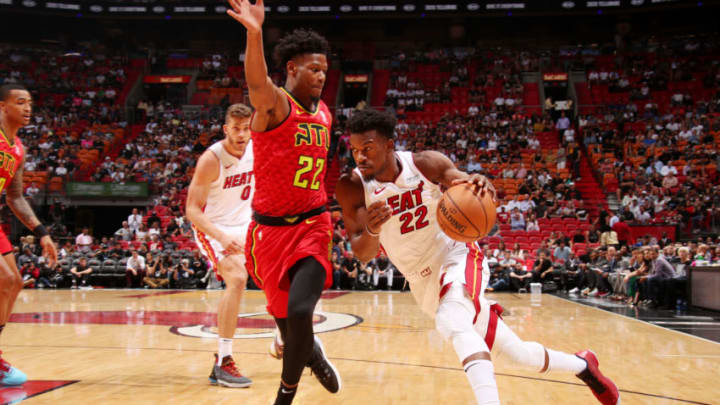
[226,0,288,130]
[185,151,243,255]
[336,173,391,263]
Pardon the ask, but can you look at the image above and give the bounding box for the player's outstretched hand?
[452,174,497,203]
[39,235,58,268]
[227,0,265,34]
[366,201,392,235]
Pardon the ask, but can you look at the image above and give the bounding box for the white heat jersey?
[203,140,254,227]
[355,151,456,282]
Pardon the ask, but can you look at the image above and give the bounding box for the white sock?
[547,349,587,374]
[218,338,233,365]
[464,359,500,405]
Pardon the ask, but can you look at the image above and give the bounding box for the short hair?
[347,108,397,140]
[273,28,330,68]
[0,84,28,101]
[225,103,252,123]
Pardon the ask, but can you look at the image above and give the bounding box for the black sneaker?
[306,336,341,393]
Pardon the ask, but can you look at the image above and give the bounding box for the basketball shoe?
[307,336,341,393]
[575,350,620,405]
[0,352,27,386]
[208,354,252,388]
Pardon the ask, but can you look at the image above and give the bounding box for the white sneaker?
[581,288,590,296]
[569,287,579,294]
[589,288,599,297]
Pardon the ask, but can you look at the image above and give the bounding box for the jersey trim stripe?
[281,87,319,116]
[0,128,15,147]
[193,225,219,270]
[249,224,263,287]
[465,242,483,324]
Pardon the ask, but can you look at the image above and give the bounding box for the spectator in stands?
[555,111,570,131]
[171,259,198,289]
[372,253,395,291]
[331,251,343,290]
[341,251,360,290]
[525,212,540,232]
[642,247,677,307]
[553,240,571,262]
[143,252,169,289]
[70,257,93,289]
[600,227,619,249]
[509,262,532,292]
[125,250,146,288]
[135,223,149,242]
[25,182,39,198]
[75,227,93,253]
[114,221,133,241]
[509,208,526,230]
[127,208,142,233]
[531,251,554,284]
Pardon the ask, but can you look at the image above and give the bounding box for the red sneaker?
[575,350,620,405]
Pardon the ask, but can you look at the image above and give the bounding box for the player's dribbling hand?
[220,234,245,256]
[40,235,58,268]
[226,0,265,34]
[366,201,392,235]
[452,174,497,203]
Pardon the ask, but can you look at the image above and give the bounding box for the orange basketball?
[436,183,497,243]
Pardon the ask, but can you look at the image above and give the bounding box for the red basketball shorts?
[0,230,12,255]
[245,211,333,318]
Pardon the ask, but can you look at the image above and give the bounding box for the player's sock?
[281,258,326,386]
[273,381,298,405]
[217,338,233,365]
[547,349,587,374]
[463,359,500,405]
[493,319,587,374]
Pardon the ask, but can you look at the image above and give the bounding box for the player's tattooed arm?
[6,159,58,266]
[5,160,41,230]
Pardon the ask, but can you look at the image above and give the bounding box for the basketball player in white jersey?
[186,104,255,388]
[336,109,619,405]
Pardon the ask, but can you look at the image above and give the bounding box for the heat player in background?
[187,104,254,388]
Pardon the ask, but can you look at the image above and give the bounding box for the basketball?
[437,183,497,243]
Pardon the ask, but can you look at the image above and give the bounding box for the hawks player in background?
[0,84,58,386]
[226,0,340,404]
[336,109,619,405]
[186,104,254,388]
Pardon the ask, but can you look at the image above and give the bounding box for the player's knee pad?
[435,290,475,341]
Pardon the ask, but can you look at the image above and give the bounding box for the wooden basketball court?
[1,289,716,404]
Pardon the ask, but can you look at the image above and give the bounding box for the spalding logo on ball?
[437,183,496,243]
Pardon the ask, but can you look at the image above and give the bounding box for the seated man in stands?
[69,257,94,289]
[509,262,532,292]
[125,250,146,288]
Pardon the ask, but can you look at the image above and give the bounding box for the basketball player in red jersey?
[226,1,340,404]
[0,84,58,386]
[336,108,619,405]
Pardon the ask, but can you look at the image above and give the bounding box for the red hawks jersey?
[0,129,24,194]
[251,88,332,216]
